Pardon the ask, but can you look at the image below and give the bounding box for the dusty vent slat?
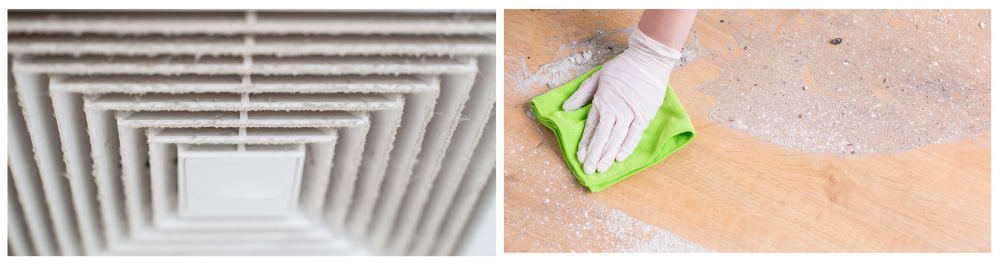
[344,94,428,240]
[445,171,497,255]
[9,34,495,56]
[154,210,313,231]
[382,55,496,254]
[83,105,128,250]
[16,54,478,75]
[105,238,359,256]
[117,127,149,239]
[429,110,496,256]
[404,56,497,255]
[8,170,36,256]
[147,142,175,234]
[325,125,370,235]
[8,11,495,35]
[85,92,402,111]
[50,88,104,254]
[11,72,81,255]
[300,141,337,222]
[148,128,337,144]
[9,84,58,256]
[51,74,437,94]
[115,110,368,128]
[129,226,333,244]
[363,71,485,246]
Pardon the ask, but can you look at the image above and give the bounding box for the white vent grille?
[7,10,496,256]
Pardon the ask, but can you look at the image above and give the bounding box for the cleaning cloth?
[530,64,695,192]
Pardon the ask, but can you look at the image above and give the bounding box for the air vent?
[8,10,496,256]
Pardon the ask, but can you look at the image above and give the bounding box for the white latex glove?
[562,27,682,175]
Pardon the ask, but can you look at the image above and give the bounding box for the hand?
[562,27,682,175]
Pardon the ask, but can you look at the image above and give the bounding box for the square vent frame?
[7,10,497,256]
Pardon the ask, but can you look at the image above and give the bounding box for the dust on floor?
[505,23,713,253]
[692,9,990,155]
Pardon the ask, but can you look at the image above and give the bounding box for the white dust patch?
[505,129,713,253]
[674,25,702,68]
[505,27,632,96]
[696,10,990,155]
[603,209,714,253]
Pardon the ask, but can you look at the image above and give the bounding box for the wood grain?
[504,9,990,252]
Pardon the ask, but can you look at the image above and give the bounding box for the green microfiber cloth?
[530,64,695,192]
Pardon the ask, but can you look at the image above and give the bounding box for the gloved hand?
[562,27,682,175]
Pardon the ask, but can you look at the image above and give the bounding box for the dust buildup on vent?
[8,10,496,256]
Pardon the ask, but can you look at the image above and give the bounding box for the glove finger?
[584,112,616,175]
[562,69,602,112]
[596,115,632,173]
[577,105,600,164]
[616,121,648,162]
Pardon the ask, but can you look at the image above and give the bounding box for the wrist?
[629,27,682,68]
[622,27,682,87]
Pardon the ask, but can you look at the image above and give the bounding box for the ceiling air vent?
[7,10,496,256]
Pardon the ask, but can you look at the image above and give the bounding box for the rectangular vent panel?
[8,10,495,256]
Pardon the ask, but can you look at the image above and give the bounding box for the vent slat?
[445,172,496,256]
[129,229,332,244]
[300,141,337,221]
[9,11,495,35]
[405,56,497,255]
[147,142,173,234]
[17,55,477,75]
[325,124,369,235]
[12,72,81,255]
[116,110,368,128]
[117,127,150,240]
[148,128,337,144]
[370,69,479,251]
[85,93,403,112]
[153,208,313,232]
[343,108,406,239]
[105,236,360,256]
[83,106,128,249]
[253,75,438,93]
[432,112,496,255]
[52,74,437,94]
[8,171,37,256]
[128,224,333,244]
[50,89,105,254]
[9,34,495,56]
[9,84,58,256]
[347,90,443,241]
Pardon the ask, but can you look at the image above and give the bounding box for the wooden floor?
[503,9,990,252]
